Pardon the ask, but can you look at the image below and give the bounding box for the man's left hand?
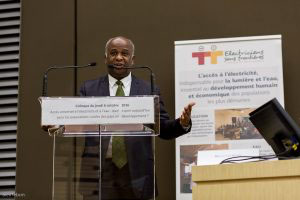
[180,102,196,127]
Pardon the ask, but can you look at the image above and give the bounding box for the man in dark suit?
[79,36,195,200]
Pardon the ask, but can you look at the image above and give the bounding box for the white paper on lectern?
[197,148,260,166]
[41,97,155,125]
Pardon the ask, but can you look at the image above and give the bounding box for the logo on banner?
[192,45,224,65]
[192,44,265,65]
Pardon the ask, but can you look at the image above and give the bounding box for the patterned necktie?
[112,80,127,168]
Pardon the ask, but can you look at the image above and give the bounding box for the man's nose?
[116,53,123,60]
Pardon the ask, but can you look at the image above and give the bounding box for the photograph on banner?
[179,144,228,193]
[215,108,261,141]
[177,140,271,198]
[175,35,284,200]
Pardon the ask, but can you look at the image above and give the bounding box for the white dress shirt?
[108,73,131,97]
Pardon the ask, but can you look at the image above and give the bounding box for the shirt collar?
[108,72,132,89]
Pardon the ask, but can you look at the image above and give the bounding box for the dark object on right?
[249,98,300,157]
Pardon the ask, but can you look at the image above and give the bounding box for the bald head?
[105,36,135,57]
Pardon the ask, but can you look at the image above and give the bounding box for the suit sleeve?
[79,82,86,96]
[156,88,192,140]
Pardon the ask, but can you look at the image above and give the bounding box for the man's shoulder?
[81,75,108,87]
[131,75,159,95]
[80,75,109,96]
[132,75,151,87]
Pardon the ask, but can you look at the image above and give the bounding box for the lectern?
[40,96,160,200]
[192,159,300,200]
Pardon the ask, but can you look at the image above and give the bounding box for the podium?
[192,159,300,200]
[40,96,160,200]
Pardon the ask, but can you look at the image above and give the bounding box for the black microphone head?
[88,62,97,66]
[107,64,115,68]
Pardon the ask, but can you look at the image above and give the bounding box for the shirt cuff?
[181,123,191,131]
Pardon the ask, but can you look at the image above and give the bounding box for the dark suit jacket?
[79,75,190,199]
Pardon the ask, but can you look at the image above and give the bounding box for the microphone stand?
[42,62,96,96]
[108,64,156,95]
[41,62,97,199]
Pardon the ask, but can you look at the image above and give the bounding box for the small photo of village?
[215,108,262,140]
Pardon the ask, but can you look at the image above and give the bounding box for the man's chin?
[111,71,130,80]
[113,67,128,73]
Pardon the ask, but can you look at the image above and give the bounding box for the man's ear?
[104,54,107,65]
[131,55,135,65]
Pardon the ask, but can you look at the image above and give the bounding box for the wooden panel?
[192,159,300,200]
[193,176,300,200]
[192,159,300,181]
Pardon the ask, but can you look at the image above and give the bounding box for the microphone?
[108,64,156,95]
[42,62,97,96]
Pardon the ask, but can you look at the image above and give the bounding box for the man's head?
[105,36,135,80]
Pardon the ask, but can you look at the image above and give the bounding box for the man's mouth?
[113,63,125,69]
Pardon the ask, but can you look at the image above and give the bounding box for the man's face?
[105,37,135,80]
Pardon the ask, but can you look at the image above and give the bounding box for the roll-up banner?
[175,35,284,200]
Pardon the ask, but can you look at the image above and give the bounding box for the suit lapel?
[98,75,110,96]
[129,75,140,96]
